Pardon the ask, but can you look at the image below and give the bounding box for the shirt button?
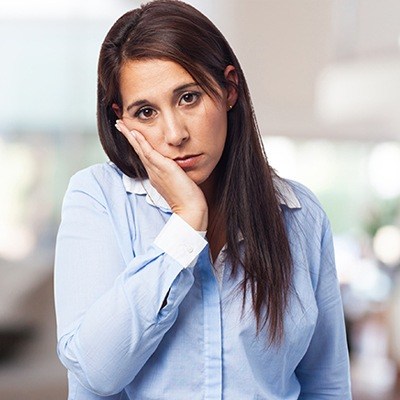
[187,245,193,253]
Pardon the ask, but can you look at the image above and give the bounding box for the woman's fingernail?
[114,123,122,132]
[130,130,137,139]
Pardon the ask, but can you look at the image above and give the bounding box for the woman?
[54,1,351,399]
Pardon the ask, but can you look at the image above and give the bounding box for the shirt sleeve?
[54,172,207,397]
[154,213,208,268]
[295,216,352,399]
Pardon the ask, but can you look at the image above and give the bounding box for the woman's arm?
[54,169,206,396]
[295,216,352,399]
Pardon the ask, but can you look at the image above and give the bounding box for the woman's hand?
[115,120,208,231]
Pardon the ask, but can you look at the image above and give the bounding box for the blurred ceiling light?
[0,225,35,261]
[349,259,392,302]
[316,57,400,129]
[373,225,400,267]
[334,235,360,285]
[262,136,297,179]
[368,142,400,199]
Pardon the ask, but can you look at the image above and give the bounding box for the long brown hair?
[97,0,292,344]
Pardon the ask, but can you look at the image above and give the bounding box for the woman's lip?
[173,154,202,169]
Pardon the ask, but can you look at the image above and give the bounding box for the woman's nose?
[162,112,189,146]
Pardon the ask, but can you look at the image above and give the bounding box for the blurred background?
[0,0,399,399]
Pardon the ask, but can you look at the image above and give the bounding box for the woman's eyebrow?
[172,82,199,94]
[127,99,151,112]
[126,82,199,112]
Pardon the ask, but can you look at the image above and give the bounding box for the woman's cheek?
[141,129,165,153]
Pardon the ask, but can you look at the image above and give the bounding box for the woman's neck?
[199,171,217,208]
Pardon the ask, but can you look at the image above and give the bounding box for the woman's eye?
[180,92,200,105]
[136,107,156,120]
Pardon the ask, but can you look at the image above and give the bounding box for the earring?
[228,104,233,111]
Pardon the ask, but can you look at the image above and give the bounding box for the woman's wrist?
[177,209,208,232]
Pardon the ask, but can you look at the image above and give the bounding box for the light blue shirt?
[54,162,351,399]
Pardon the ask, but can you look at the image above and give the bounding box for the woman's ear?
[224,65,239,110]
[112,103,122,119]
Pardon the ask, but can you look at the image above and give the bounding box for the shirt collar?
[122,174,301,211]
[122,174,171,212]
[273,177,302,209]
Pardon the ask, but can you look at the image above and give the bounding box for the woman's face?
[116,59,236,189]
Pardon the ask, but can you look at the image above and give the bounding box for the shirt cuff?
[154,214,208,268]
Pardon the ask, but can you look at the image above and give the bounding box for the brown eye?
[180,92,200,105]
[136,107,156,120]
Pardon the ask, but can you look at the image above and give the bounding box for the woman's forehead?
[119,58,221,103]
[120,59,195,95]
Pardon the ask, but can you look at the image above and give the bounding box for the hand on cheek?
[115,120,208,231]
